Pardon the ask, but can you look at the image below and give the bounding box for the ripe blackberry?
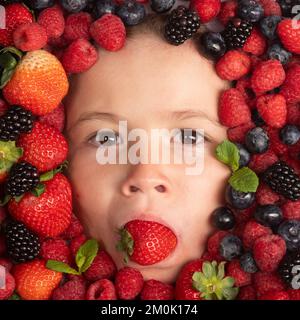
[222,18,253,50]
[263,161,300,201]
[5,220,40,263]
[164,5,200,46]
[5,161,39,197]
[278,251,300,287]
[0,105,34,141]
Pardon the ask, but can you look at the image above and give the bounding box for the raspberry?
[64,12,92,42]
[219,88,251,127]
[253,235,286,272]
[281,155,300,176]
[227,122,255,143]
[61,38,98,74]
[207,230,229,260]
[190,0,221,23]
[277,19,300,54]
[115,267,144,300]
[0,258,13,272]
[235,77,255,104]
[257,0,282,16]
[61,214,84,240]
[256,182,280,205]
[253,272,286,297]
[287,289,300,300]
[89,13,126,52]
[286,103,300,125]
[226,260,252,287]
[70,234,87,258]
[13,22,47,51]
[0,271,15,300]
[218,0,237,26]
[243,28,267,56]
[140,280,174,300]
[264,126,288,155]
[216,50,251,81]
[86,279,117,300]
[84,250,117,282]
[39,103,65,132]
[52,279,86,300]
[242,220,272,249]
[37,5,65,40]
[280,64,300,104]
[259,291,290,300]
[251,59,286,95]
[288,140,300,160]
[237,285,256,300]
[40,238,72,264]
[281,200,300,220]
[248,150,279,174]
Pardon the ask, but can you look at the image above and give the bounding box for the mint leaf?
[229,167,259,193]
[75,239,99,273]
[46,260,80,275]
[216,140,240,172]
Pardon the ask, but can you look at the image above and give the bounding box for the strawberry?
[190,0,221,23]
[140,280,174,300]
[280,64,300,104]
[86,279,117,300]
[17,121,68,173]
[243,28,267,56]
[13,259,62,300]
[259,291,290,300]
[277,19,300,54]
[0,270,15,300]
[117,220,177,266]
[8,173,72,237]
[2,50,69,116]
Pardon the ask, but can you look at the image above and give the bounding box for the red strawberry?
[0,270,15,300]
[140,280,174,300]
[243,28,267,56]
[86,279,117,300]
[253,272,286,297]
[17,121,68,172]
[277,19,300,54]
[52,279,86,300]
[259,291,290,300]
[280,64,300,104]
[8,173,72,237]
[190,0,221,23]
[242,220,272,249]
[117,220,177,266]
[218,0,238,26]
[237,285,256,300]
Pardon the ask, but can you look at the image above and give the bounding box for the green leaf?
[0,194,11,206]
[14,194,24,203]
[217,261,226,280]
[9,293,21,300]
[75,239,99,273]
[221,276,235,288]
[39,170,54,182]
[229,167,259,193]
[46,260,80,275]
[0,52,17,69]
[223,287,239,300]
[31,183,45,197]
[202,262,213,279]
[215,140,240,172]
[0,47,23,60]
[0,68,15,89]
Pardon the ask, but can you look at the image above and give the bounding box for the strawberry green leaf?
[14,194,24,203]
[31,183,45,197]
[46,260,80,275]
[216,139,240,172]
[223,287,239,300]
[75,239,99,273]
[217,261,226,280]
[229,167,259,193]
[9,293,21,300]
[0,47,23,60]
[39,170,54,182]
[202,262,213,279]
[0,194,11,206]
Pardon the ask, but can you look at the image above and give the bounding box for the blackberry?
[164,5,200,46]
[5,220,40,263]
[0,105,34,141]
[278,251,300,287]
[222,18,253,50]
[263,161,300,201]
[5,161,39,197]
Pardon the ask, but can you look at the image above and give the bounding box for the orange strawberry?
[8,173,72,237]
[13,259,62,300]
[17,121,68,172]
[2,50,69,116]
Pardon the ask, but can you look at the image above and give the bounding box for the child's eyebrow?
[170,109,222,127]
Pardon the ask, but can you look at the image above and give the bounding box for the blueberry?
[235,143,250,167]
[25,0,54,10]
[150,0,175,13]
[254,204,283,228]
[279,125,300,145]
[219,234,243,261]
[212,207,236,230]
[245,127,269,154]
[278,220,300,251]
[93,0,117,19]
[267,43,292,65]
[251,108,265,127]
[240,252,258,273]
[237,0,264,22]
[60,0,87,12]
[116,0,146,26]
[226,185,256,210]
[200,32,227,59]
[259,15,282,40]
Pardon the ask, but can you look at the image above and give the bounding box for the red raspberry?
[0,271,15,300]
[115,267,144,300]
[61,214,84,240]
[286,103,300,125]
[0,235,6,256]
[242,220,272,249]
[216,50,251,81]
[277,19,300,54]
[281,199,300,220]
[61,38,98,74]
[256,182,280,205]
[243,28,267,56]
[39,103,65,132]
[219,88,251,127]
[226,260,252,287]
[37,5,65,40]
[48,34,70,49]
[64,12,92,42]
[237,285,256,300]
[207,230,229,260]
[52,279,86,300]
[86,279,117,300]
[0,258,13,272]
[253,272,286,297]
[218,0,237,26]
[264,126,288,156]
[280,64,300,104]
[70,234,87,258]
[40,238,72,264]
[200,251,215,261]
[259,291,290,300]
[251,60,286,95]
[190,0,221,23]
[233,221,247,239]
[288,140,300,160]
[248,150,279,174]
[287,289,300,300]
[140,280,174,300]
[234,205,256,225]
[250,54,262,70]
[227,122,255,143]
[253,235,286,272]
[257,0,282,16]
[235,77,255,104]
[281,154,300,175]
[84,250,117,282]
[90,14,126,52]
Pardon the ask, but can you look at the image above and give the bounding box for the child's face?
[64,33,230,283]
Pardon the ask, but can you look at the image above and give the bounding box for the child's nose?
[121,164,171,196]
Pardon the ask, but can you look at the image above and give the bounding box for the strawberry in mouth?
[116,219,177,266]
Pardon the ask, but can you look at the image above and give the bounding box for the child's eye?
[173,129,207,145]
[87,130,121,147]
